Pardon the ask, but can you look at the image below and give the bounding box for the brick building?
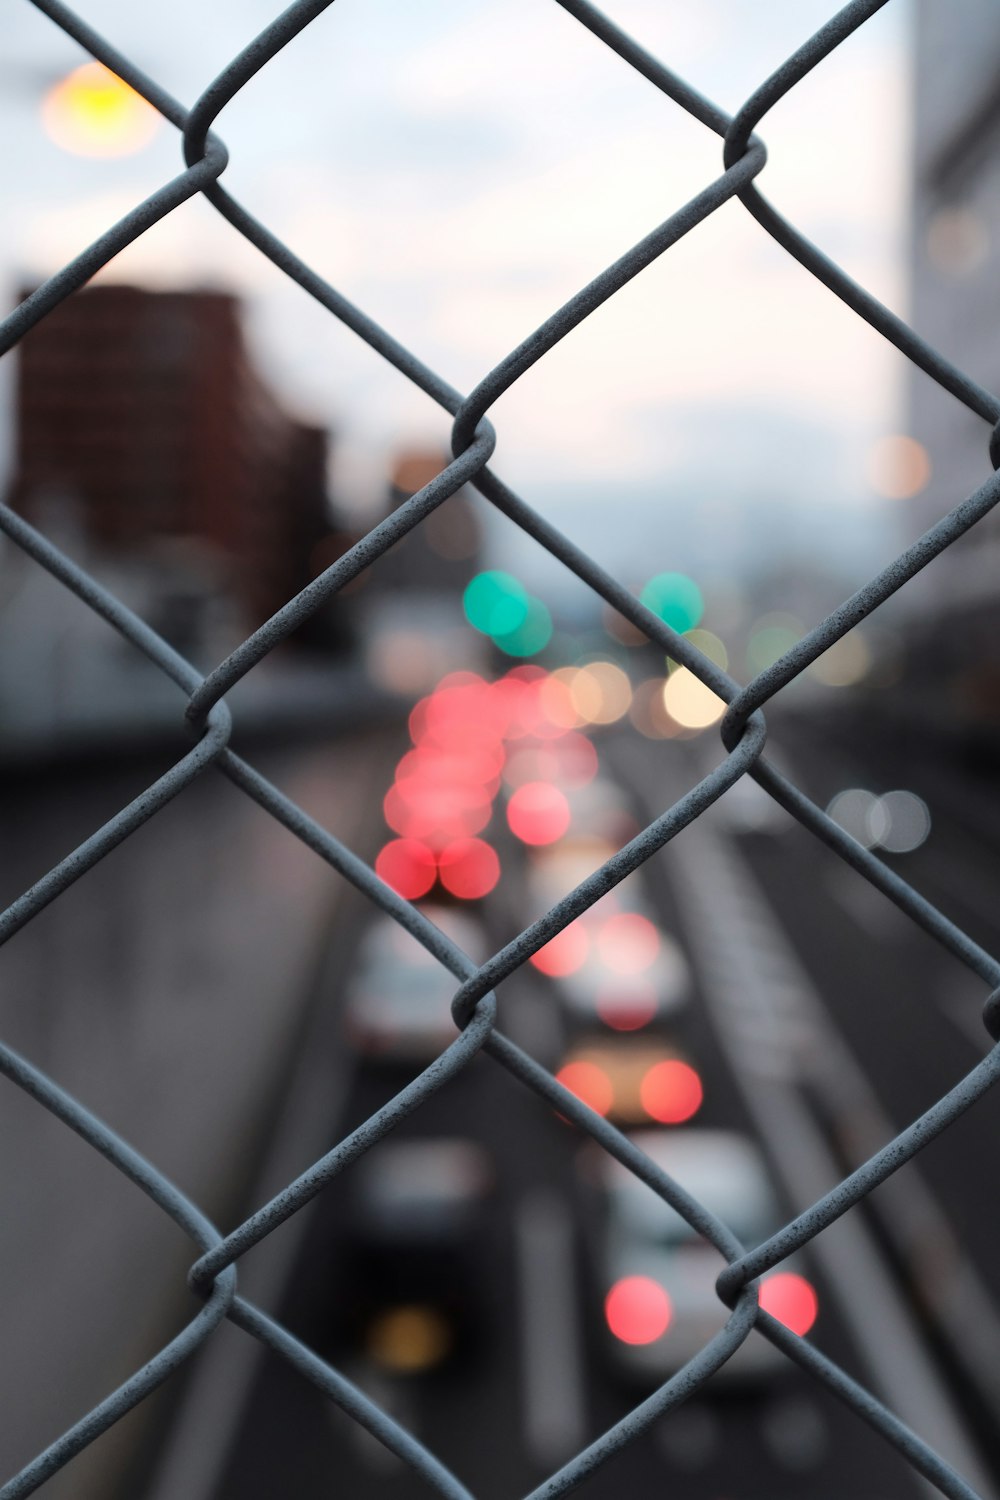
[8,283,346,638]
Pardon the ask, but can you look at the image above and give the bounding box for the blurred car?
[552,924,691,1029]
[587,1129,818,1385]
[563,777,640,846]
[555,1035,703,1127]
[343,904,485,1065]
[525,858,691,1028]
[525,831,639,913]
[323,1137,494,1375]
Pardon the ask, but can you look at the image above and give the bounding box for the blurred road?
[185,704,1000,1500]
[0,729,394,1500]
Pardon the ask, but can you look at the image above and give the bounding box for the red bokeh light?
[396,746,503,794]
[639,1060,703,1123]
[596,911,660,975]
[375,839,437,899]
[424,681,493,735]
[605,1276,672,1345]
[437,838,500,900]
[503,735,598,791]
[411,676,509,761]
[555,1060,614,1116]
[408,695,433,745]
[553,730,598,787]
[384,779,492,844]
[489,673,528,732]
[529,921,590,977]
[507,781,571,846]
[758,1272,818,1336]
[502,746,561,789]
[596,981,658,1031]
[501,667,550,739]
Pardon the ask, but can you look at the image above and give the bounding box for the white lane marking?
[514,1189,587,1467]
[660,814,996,1500]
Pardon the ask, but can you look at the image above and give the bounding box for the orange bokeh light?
[538,670,582,729]
[866,435,931,501]
[555,1060,614,1117]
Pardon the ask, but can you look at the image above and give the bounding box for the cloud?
[1,0,911,512]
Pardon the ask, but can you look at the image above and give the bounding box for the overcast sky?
[2,0,913,589]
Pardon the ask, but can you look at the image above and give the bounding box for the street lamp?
[42,61,159,157]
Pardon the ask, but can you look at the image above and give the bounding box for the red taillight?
[759,1272,818,1336]
[597,981,658,1031]
[639,1059,703,1124]
[437,838,500,900]
[506,781,571,846]
[375,839,436,899]
[605,1276,672,1345]
[383,780,491,842]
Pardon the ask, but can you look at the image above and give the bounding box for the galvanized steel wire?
[3,1,1000,1496]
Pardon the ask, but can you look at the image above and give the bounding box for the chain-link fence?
[2,0,1000,1496]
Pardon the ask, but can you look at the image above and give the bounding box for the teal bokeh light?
[493,597,553,657]
[640,572,704,635]
[463,571,529,636]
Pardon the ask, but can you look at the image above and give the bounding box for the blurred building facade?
[360,447,487,693]
[904,1,1000,744]
[910,0,1000,596]
[8,283,349,643]
[378,449,482,596]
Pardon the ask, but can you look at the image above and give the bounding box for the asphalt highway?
[196,702,1000,1500]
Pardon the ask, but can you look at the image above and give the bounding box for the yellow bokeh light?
[808,630,872,687]
[662,668,726,731]
[668,627,728,674]
[366,1304,453,1374]
[570,661,633,725]
[866,435,931,501]
[42,63,160,158]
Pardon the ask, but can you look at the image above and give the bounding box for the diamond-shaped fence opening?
[2,2,1000,1498]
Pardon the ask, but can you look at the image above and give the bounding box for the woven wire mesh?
[2,1,1000,1496]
